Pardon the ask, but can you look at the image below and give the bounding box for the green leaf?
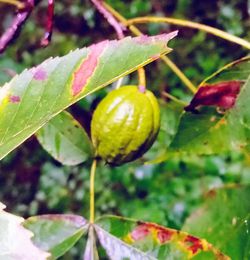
[145,102,184,164]
[0,32,177,159]
[0,202,50,259]
[36,111,93,165]
[93,215,228,259]
[200,55,250,85]
[24,214,88,259]
[169,56,250,155]
[183,186,250,260]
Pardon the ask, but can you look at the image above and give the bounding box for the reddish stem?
[40,0,54,47]
[0,0,34,54]
[91,0,125,39]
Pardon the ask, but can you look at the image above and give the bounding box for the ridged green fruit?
[91,85,160,166]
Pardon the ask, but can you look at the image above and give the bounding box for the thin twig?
[91,0,125,39]
[127,16,250,50]
[162,91,188,106]
[40,0,54,47]
[0,0,34,54]
[161,56,196,93]
[103,2,196,93]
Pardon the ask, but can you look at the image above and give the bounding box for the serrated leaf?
[36,111,93,166]
[183,186,250,260]
[94,215,228,260]
[0,202,50,260]
[0,32,177,159]
[24,214,88,259]
[169,56,250,155]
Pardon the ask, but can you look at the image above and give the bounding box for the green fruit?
[91,85,160,166]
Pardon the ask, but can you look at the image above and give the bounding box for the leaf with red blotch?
[93,215,229,260]
[166,57,250,157]
[0,202,50,260]
[185,81,241,112]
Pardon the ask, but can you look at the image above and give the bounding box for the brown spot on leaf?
[205,189,217,198]
[71,40,108,97]
[9,95,20,103]
[210,116,216,122]
[185,81,241,112]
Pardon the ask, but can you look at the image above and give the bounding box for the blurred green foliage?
[0,0,249,258]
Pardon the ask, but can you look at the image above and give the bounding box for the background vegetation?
[0,0,249,258]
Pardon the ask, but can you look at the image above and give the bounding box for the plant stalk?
[138,67,146,89]
[103,2,197,94]
[162,91,188,106]
[127,16,250,50]
[89,159,97,224]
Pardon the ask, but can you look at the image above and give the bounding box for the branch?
[103,2,197,94]
[0,0,34,54]
[91,0,125,39]
[127,16,250,50]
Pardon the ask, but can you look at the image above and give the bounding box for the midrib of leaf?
[200,55,250,85]
[50,226,88,259]
[94,225,156,260]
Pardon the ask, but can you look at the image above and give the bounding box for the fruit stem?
[102,2,197,94]
[89,159,97,224]
[127,16,250,50]
[138,67,146,92]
